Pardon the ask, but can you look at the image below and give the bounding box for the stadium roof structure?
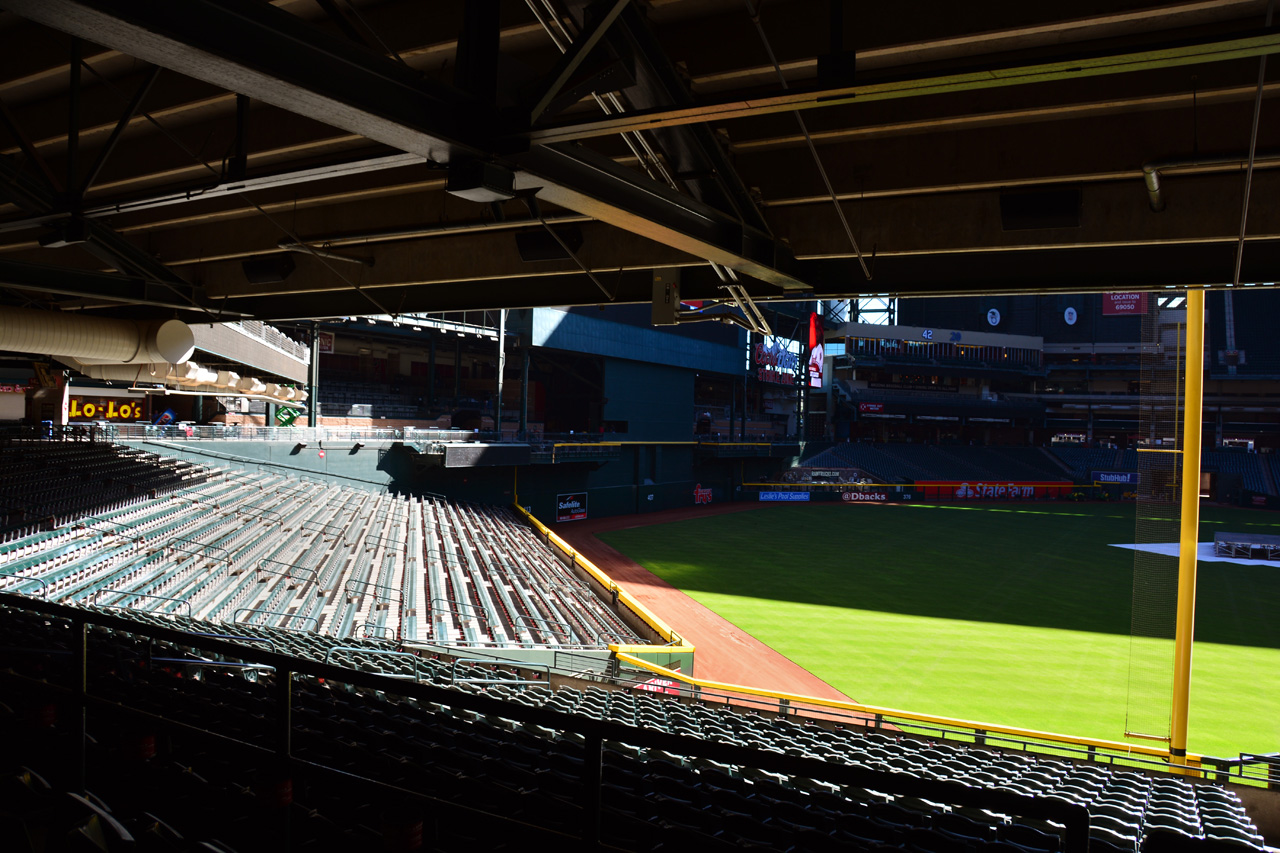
[0,0,1278,324]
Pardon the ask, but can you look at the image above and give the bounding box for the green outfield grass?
[598,502,1280,758]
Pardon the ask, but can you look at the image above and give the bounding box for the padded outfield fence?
[745,481,1099,502]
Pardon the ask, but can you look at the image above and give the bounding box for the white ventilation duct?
[76,362,178,383]
[0,307,195,364]
[70,360,299,405]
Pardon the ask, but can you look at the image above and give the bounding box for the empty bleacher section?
[1207,450,1270,496]
[1050,446,1125,480]
[317,379,426,420]
[0,439,211,540]
[1049,446,1275,494]
[0,596,1271,852]
[801,443,1068,484]
[0,444,640,651]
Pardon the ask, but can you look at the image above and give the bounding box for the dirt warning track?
[553,502,858,709]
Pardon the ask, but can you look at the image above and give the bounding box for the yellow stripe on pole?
[1170,289,1205,770]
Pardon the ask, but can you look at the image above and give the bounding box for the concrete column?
[520,348,530,438]
[427,334,436,408]
[494,309,506,438]
[307,322,319,428]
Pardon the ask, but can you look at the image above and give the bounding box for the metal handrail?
[232,608,319,631]
[449,657,549,686]
[302,519,351,542]
[514,611,601,646]
[323,646,422,681]
[185,632,278,654]
[431,596,478,621]
[166,535,231,565]
[256,558,316,582]
[0,572,49,599]
[93,587,193,617]
[353,623,396,640]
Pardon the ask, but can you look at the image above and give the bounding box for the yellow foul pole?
[1170,288,1205,769]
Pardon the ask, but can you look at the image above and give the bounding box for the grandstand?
[0,439,638,651]
[1,432,1277,849]
[0,584,1270,852]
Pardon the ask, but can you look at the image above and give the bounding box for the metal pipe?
[1232,0,1275,285]
[279,243,373,266]
[1142,150,1280,212]
[277,213,590,251]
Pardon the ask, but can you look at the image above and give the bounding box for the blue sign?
[1092,471,1138,485]
[759,491,810,502]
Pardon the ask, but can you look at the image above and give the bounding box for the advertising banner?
[808,312,824,388]
[916,481,1074,500]
[1092,471,1138,485]
[760,491,810,502]
[1103,293,1148,315]
[842,491,889,502]
[556,492,588,522]
[752,337,800,385]
[68,396,147,421]
[317,331,335,353]
[858,402,884,413]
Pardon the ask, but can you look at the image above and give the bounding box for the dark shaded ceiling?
[0,0,1278,323]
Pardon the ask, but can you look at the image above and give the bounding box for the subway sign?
[68,396,146,421]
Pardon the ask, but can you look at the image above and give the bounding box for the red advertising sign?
[916,481,1073,500]
[693,483,713,505]
[858,403,884,413]
[633,665,682,695]
[808,312,824,388]
[1103,293,1148,315]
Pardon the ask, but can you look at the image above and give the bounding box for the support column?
[494,309,506,438]
[453,338,462,402]
[307,322,319,428]
[520,347,530,438]
[1171,288,1205,770]
[427,334,436,409]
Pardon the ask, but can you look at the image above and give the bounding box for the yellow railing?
[613,652,1202,771]
[513,505,695,654]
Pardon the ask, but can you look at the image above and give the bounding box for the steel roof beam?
[4,0,807,290]
[527,28,1280,144]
